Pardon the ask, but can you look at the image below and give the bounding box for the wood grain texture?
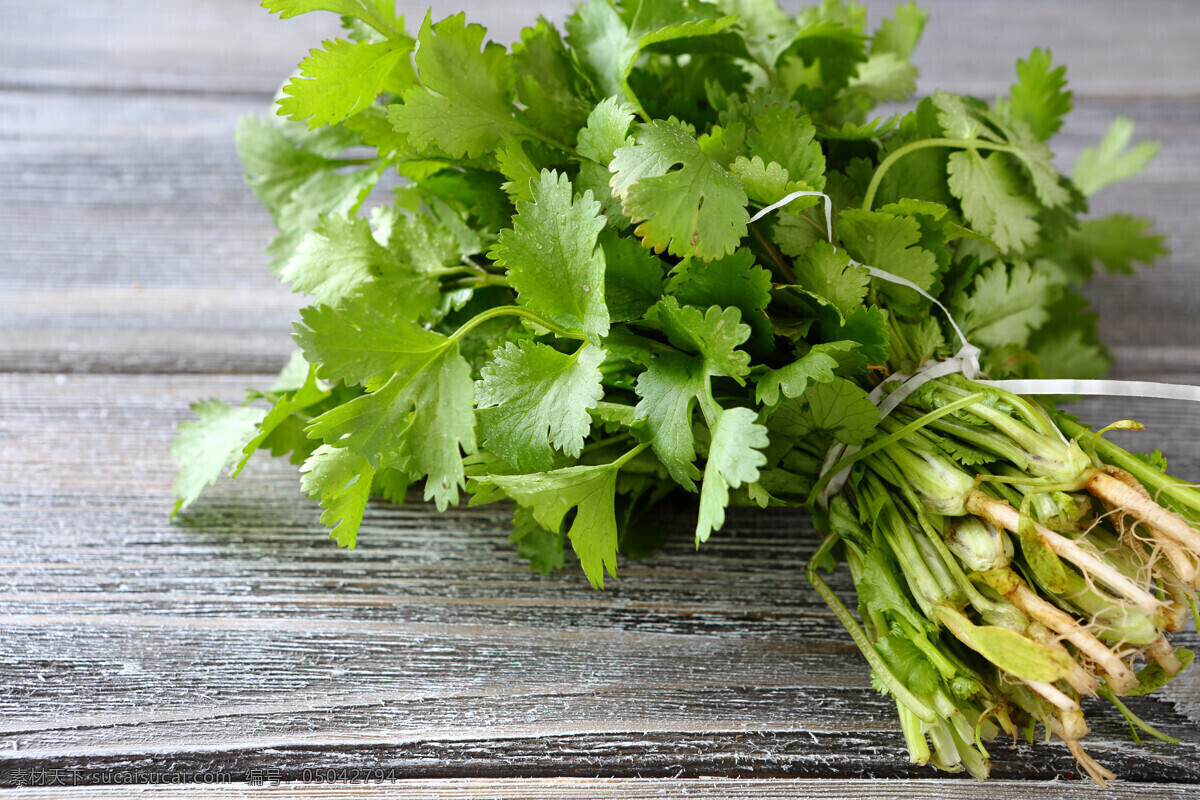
[2,376,1200,788]
[4,0,1200,794]
[5,779,1200,799]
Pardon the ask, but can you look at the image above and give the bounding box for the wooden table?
[3,1,1200,796]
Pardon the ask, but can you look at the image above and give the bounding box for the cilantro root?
[173,0,1185,785]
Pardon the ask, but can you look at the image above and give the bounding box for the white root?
[1087,469,1200,553]
[966,492,1164,615]
[1023,679,1078,712]
[1026,625,1098,696]
[1147,636,1182,676]
[1066,740,1116,788]
[1001,580,1139,694]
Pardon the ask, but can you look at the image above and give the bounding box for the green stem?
[806,532,939,723]
[862,138,1023,212]
[748,222,797,284]
[449,305,586,343]
[806,392,986,506]
[611,441,650,469]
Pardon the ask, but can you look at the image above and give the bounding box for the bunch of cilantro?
[171,0,1182,779]
[173,0,1165,582]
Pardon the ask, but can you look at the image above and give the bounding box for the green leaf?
[282,214,438,311]
[491,170,610,340]
[666,248,773,352]
[306,342,476,510]
[696,407,769,542]
[476,342,606,471]
[577,96,638,164]
[235,116,381,270]
[738,103,826,193]
[510,505,565,574]
[263,0,402,36]
[563,1,637,100]
[777,19,868,92]
[838,209,939,304]
[297,289,475,509]
[1072,117,1160,197]
[389,13,527,159]
[713,0,797,67]
[633,352,707,490]
[951,262,1055,349]
[234,363,331,477]
[293,287,450,385]
[871,2,926,59]
[1002,48,1071,142]
[793,240,869,314]
[1065,214,1167,277]
[646,297,752,382]
[478,463,621,588]
[171,400,268,515]
[947,149,1039,253]
[775,377,879,445]
[755,341,856,406]
[876,632,941,696]
[1127,648,1195,696]
[602,230,666,322]
[279,38,414,129]
[610,119,748,260]
[300,444,375,547]
[512,19,591,144]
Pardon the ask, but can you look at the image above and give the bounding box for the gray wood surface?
[2,0,1200,796]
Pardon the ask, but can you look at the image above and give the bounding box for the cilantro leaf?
[300,444,375,547]
[793,240,869,314]
[666,248,773,352]
[1065,214,1167,277]
[235,116,381,270]
[952,261,1055,349]
[876,631,941,696]
[602,229,666,322]
[1001,48,1071,142]
[1072,117,1159,197]
[871,2,926,59]
[279,38,415,129]
[777,19,868,93]
[389,13,529,159]
[296,289,475,509]
[510,505,565,574]
[696,407,769,543]
[263,0,404,37]
[491,170,610,340]
[234,363,331,477]
[282,214,438,311]
[610,119,748,260]
[512,19,591,145]
[772,378,879,445]
[755,340,856,406]
[947,149,1039,253]
[838,209,939,303]
[577,97,638,164]
[633,352,707,490]
[477,463,621,588]
[646,297,752,382]
[171,400,268,516]
[476,342,606,471]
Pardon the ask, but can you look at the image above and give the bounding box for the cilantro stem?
[448,305,587,343]
[806,392,987,507]
[611,441,650,469]
[806,532,939,723]
[749,222,796,284]
[861,138,1023,212]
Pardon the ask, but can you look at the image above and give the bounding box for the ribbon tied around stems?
[747,190,1200,508]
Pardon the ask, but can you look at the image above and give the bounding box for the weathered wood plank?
[2,1,1198,98]
[4,778,1200,799]
[2,374,1200,785]
[2,92,1196,375]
